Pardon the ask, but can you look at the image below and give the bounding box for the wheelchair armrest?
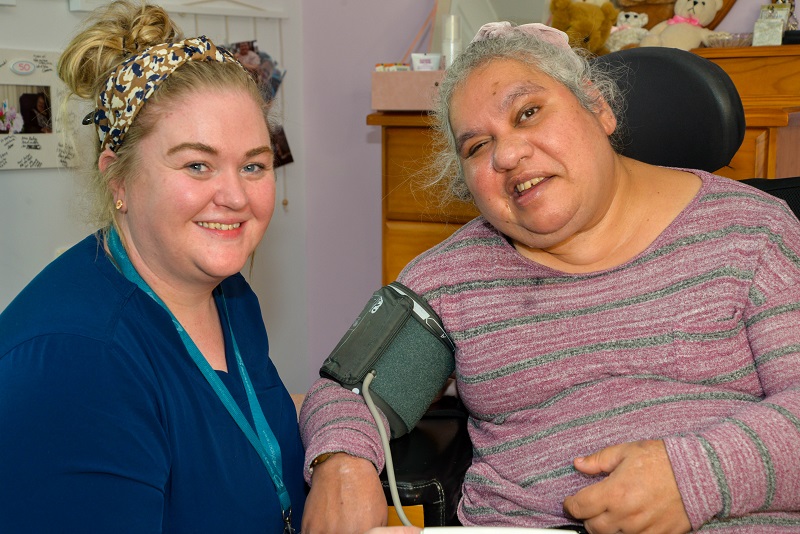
[379,396,472,526]
[741,177,800,218]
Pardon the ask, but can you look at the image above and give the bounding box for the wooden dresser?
[692,44,800,181]
[369,45,800,284]
[367,112,478,284]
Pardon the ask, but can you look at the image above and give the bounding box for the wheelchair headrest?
[592,47,746,173]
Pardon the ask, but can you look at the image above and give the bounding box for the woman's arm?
[664,218,800,528]
[299,378,390,533]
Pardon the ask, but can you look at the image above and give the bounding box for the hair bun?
[125,4,182,52]
[58,0,183,99]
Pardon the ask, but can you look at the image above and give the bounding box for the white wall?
[0,3,91,312]
[0,0,434,395]
[0,0,311,391]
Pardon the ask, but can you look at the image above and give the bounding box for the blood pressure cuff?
[320,282,456,438]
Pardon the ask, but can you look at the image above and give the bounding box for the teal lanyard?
[107,228,293,533]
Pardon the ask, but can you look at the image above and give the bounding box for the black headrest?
[592,47,746,173]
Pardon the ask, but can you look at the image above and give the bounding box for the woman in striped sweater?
[300,22,800,534]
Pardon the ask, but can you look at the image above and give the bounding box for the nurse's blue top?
[0,234,306,532]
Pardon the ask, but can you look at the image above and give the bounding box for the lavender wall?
[716,1,764,33]
[301,0,437,386]
[297,0,767,388]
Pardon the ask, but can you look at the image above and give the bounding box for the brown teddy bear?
[550,0,620,56]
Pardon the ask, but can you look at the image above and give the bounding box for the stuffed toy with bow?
[606,11,650,51]
[639,0,729,50]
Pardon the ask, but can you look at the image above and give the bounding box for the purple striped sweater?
[300,171,800,531]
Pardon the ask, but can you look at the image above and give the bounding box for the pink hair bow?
[667,15,702,26]
[471,21,571,50]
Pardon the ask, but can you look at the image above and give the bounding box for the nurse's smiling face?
[450,58,618,252]
[106,88,275,291]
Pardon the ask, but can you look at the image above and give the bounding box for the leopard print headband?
[85,36,242,152]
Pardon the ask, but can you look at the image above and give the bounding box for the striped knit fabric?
[300,171,800,531]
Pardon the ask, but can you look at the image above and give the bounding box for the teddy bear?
[616,0,677,29]
[638,0,729,50]
[606,11,650,52]
[550,0,620,56]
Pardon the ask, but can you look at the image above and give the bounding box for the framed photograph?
[0,49,74,171]
[754,3,793,46]
[228,40,286,102]
[272,125,293,168]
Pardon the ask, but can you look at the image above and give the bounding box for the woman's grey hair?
[429,30,625,203]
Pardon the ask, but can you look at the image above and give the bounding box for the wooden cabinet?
[370,45,800,283]
[693,45,800,180]
[367,112,477,284]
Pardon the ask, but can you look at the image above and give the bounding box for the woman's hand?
[301,453,388,534]
[563,440,691,534]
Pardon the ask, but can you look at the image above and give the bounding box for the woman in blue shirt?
[0,1,305,532]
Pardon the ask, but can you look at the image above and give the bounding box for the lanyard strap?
[106,228,293,527]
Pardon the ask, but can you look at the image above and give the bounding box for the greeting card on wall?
[0,49,75,171]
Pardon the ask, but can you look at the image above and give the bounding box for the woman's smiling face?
[111,88,275,290]
[450,58,618,251]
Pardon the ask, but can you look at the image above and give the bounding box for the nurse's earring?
[115,199,124,210]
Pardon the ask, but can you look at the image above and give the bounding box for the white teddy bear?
[639,0,730,50]
[606,11,650,52]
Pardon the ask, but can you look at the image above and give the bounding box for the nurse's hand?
[302,453,388,534]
